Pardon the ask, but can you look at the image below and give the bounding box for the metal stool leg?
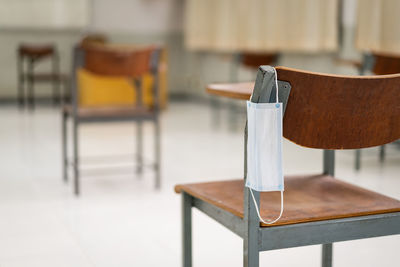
[155,118,161,189]
[182,193,192,267]
[28,76,35,110]
[17,56,25,108]
[62,112,68,182]
[27,59,35,110]
[379,145,386,163]
[73,119,80,195]
[136,121,143,176]
[322,243,333,267]
[355,149,361,171]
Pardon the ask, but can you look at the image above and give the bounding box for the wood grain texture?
[175,175,400,227]
[206,82,254,100]
[83,44,157,77]
[277,66,400,149]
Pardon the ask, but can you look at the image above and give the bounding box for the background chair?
[175,66,400,267]
[355,52,400,170]
[211,52,278,130]
[337,52,400,170]
[62,44,162,195]
[17,43,68,109]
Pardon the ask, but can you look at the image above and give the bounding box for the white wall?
[0,0,90,29]
[90,0,183,34]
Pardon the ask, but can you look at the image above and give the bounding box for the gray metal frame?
[62,46,162,195]
[182,66,400,267]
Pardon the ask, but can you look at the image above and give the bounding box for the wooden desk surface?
[206,82,254,100]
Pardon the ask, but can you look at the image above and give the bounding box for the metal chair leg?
[182,193,192,267]
[136,121,143,176]
[228,101,239,131]
[17,55,25,108]
[18,75,25,108]
[322,243,333,267]
[243,240,259,267]
[62,112,68,182]
[28,75,35,110]
[379,145,386,163]
[53,79,60,105]
[243,217,260,266]
[73,119,80,195]
[155,118,161,189]
[355,149,361,171]
[210,97,222,129]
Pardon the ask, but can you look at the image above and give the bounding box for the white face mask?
[246,67,284,224]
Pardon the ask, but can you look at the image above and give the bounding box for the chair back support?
[83,45,157,78]
[241,53,277,69]
[277,67,400,149]
[80,33,108,47]
[372,53,400,75]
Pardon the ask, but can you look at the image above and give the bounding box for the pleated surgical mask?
[246,67,284,224]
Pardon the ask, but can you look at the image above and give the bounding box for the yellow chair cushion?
[77,68,158,108]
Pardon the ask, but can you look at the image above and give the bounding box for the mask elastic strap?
[273,67,279,104]
[249,188,284,225]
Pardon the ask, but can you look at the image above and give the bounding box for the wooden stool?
[17,43,68,109]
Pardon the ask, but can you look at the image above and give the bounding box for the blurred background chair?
[17,43,68,109]
[211,52,278,130]
[175,66,400,267]
[339,52,400,170]
[62,43,163,195]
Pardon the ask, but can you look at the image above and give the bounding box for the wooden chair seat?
[19,44,54,57]
[175,175,400,227]
[63,105,155,120]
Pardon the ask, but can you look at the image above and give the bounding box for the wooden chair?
[349,52,400,170]
[17,43,68,109]
[62,44,162,195]
[175,66,400,267]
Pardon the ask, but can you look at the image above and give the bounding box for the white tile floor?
[0,102,399,267]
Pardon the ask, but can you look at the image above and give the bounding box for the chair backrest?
[79,33,108,47]
[276,66,400,149]
[372,52,400,75]
[241,53,277,69]
[83,44,159,78]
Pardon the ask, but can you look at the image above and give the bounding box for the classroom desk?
[206,82,254,100]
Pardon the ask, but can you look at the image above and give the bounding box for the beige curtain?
[356,0,400,54]
[184,0,338,53]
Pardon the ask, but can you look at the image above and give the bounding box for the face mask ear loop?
[273,67,279,104]
[247,67,283,225]
[249,188,284,225]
